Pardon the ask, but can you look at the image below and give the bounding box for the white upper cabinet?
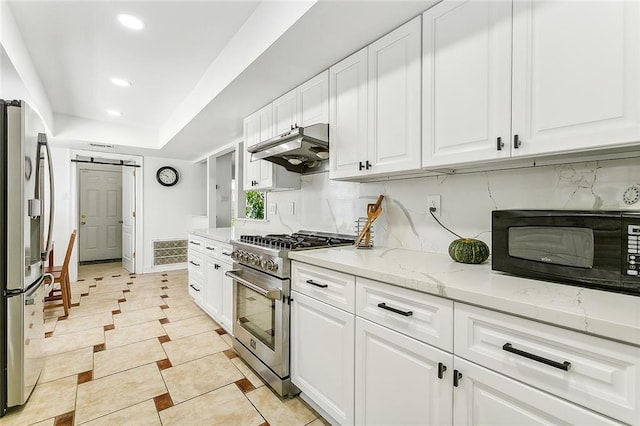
[297,70,329,127]
[330,16,422,180]
[243,103,300,191]
[329,48,369,180]
[511,0,640,157]
[273,89,297,135]
[422,0,640,169]
[368,15,422,176]
[422,0,512,168]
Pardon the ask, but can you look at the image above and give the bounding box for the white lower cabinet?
[218,261,234,332]
[188,234,234,334]
[452,357,622,425]
[291,290,355,425]
[291,261,636,425]
[355,317,452,426]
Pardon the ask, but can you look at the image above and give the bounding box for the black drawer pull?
[189,260,200,267]
[222,251,232,256]
[377,302,413,317]
[359,161,365,171]
[206,246,215,251]
[306,279,328,288]
[437,362,447,379]
[513,134,521,149]
[189,284,200,292]
[502,343,571,371]
[453,369,463,387]
[496,136,503,151]
[189,241,200,246]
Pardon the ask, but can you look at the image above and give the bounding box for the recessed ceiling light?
[107,109,122,117]
[111,77,132,87]
[118,14,144,30]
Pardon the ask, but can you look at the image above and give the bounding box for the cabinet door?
[422,0,512,168]
[297,70,329,127]
[255,104,274,189]
[205,259,222,319]
[329,47,368,180]
[273,89,297,135]
[243,113,262,191]
[512,0,640,157]
[291,291,354,425]
[219,261,234,334]
[453,358,623,426]
[243,105,274,191]
[355,318,452,426]
[368,16,422,175]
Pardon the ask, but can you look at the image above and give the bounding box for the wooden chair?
[44,230,76,317]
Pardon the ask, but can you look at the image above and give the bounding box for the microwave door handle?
[225,270,282,300]
[38,134,55,261]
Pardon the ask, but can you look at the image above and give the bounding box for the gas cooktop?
[238,231,355,250]
[231,230,356,278]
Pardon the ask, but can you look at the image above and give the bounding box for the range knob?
[260,257,267,268]
[230,250,239,260]
[267,260,277,272]
[251,254,260,266]
[239,251,248,261]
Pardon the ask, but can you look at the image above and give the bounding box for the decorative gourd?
[448,238,490,264]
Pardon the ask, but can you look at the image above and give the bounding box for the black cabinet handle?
[437,362,447,379]
[513,134,521,149]
[377,302,413,317]
[453,369,463,387]
[365,160,372,170]
[359,161,365,171]
[189,260,200,267]
[306,279,328,288]
[496,136,503,151]
[206,246,215,251]
[189,241,200,246]
[502,343,571,371]
[189,284,200,292]
[222,251,232,256]
[214,264,220,270]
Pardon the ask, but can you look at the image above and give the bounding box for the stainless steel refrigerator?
[0,99,54,416]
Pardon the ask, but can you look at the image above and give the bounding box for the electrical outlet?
[288,202,295,215]
[269,203,277,215]
[427,195,441,217]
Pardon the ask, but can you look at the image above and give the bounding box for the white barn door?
[122,167,136,273]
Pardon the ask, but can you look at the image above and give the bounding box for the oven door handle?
[225,270,282,300]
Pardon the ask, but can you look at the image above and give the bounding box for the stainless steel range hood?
[247,123,329,174]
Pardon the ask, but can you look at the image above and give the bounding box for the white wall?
[235,156,640,255]
[49,147,75,278]
[143,156,206,273]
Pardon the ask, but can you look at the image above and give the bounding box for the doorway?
[69,152,142,279]
[78,167,122,263]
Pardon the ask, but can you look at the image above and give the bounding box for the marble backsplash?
[234,156,640,255]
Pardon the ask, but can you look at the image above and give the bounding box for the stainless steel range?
[226,231,355,396]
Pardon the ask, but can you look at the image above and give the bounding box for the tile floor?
[2,262,327,426]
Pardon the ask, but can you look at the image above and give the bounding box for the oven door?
[226,266,289,378]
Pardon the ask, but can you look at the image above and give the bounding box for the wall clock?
[156,166,179,187]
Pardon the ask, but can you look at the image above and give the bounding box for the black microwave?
[492,210,640,295]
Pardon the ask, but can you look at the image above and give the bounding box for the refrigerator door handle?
[5,274,47,299]
[38,133,55,261]
[24,274,50,305]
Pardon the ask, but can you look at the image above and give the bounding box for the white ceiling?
[5,0,438,161]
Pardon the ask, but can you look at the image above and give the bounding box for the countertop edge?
[289,248,640,347]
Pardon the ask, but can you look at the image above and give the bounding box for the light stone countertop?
[189,228,235,245]
[289,246,640,347]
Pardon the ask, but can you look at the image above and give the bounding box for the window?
[245,191,265,220]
